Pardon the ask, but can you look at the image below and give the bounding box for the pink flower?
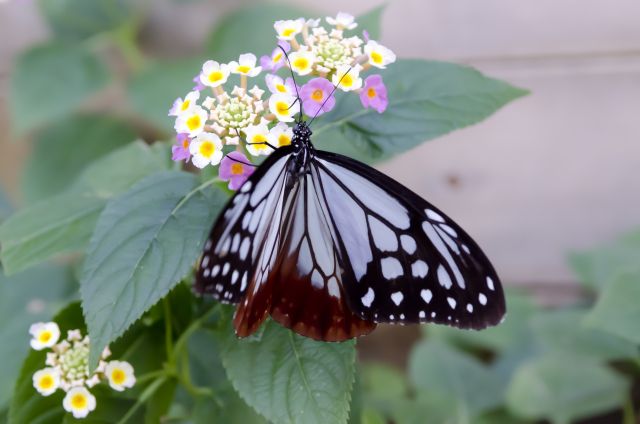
[360,74,388,113]
[260,41,290,72]
[219,152,255,190]
[299,77,336,117]
[192,73,205,91]
[172,133,191,162]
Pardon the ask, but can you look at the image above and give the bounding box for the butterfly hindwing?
[314,151,506,330]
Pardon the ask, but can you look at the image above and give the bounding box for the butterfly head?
[292,121,313,148]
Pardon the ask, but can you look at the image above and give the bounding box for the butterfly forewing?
[194,147,293,304]
[314,151,506,330]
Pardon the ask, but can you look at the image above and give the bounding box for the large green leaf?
[22,115,136,203]
[205,4,311,61]
[0,142,169,275]
[531,308,637,360]
[37,0,133,41]
[314,59,528,162]
[127,58,205,134]
[81,171,227,367]
[0,189,13,224]
[584,272,640,344]
[408,341,504,416]
[10,43,109,134]
[0,264,75,410]
[569,229,640,292]
[506,354,629,423]
[221,320,356,424]
[8,303,143,424]
[356,5,385,40]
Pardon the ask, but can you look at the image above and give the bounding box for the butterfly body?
[195,121,506,341]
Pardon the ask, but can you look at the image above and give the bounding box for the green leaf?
[360,364,407,400]
[531,308,638,360]
[0,189,13,224]
[0,264,75,410]
[584,272,640,344]
[10,43,109,134]
[506,354,629,423]
[37,0,133,41]
[357,5,386,40]
[426,290,537,354]
[314,59,528,162]
[221,320,356,424]
[81,171,227,367]
[569,229,640,292]
[205,4,311,61]
[0,142,170,275]
[408,341,504,415]
[22,115,136,203]
[9,302,143,424]
[390,392,464,424]
[128,58,204,134]
[144,379,177,424]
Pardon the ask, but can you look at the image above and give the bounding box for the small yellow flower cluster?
[30,322,135,419]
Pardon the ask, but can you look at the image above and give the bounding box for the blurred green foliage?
[3,1,638,423]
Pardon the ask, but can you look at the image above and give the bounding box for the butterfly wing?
[194,146,293,305]
[313,150,506,330]
[233,163,376,340]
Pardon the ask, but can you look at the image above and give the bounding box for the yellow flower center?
[367,87,377,98]
[111,369,126,385]
[38,331,52,343]
[186,115,201,131]
[282,28,295,37]
[273,52,283,62]
[276,84,287,93]
[341,74,353,87]
[208,71,224,83]
[278,134,291,146]
[311,89,324,101]
[199,141,215,158]
[231,163,244,175]
[276,101,289,115]
[293,57,308,70]
[71,394,87,409]
[181,100,190,111]
[39,375,54,389]
[237,65,251,74]
[252,134,268,145]
[371,51,383,64]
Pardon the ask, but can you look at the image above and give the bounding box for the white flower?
[332,64,363,91]
[244,123,272,156]
[33,368,60,396]
[200,60,230,87]
[67,330,82,341]
[105,361,136,392]
[85,374,100,388]
[269,93,296,123]
[288,50,315,75]
[326,12,357,30]
[202,96,216,110]
[229,53,262,77]
[268,122,294,148]
[274,18,304,40]
[29,322,60,350]
[63,387,96,419]
[364,40,396,69]
[189,132,223,168]
[306,18,321,28]
[168,91,200,116]
[175,106,208,137]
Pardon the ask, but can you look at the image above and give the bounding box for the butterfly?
[194,55,506,342]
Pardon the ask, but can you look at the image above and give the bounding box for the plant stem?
[163,297,174,362]
[173,303,220,357]
[117,376,168,424]
[623,395,637,424]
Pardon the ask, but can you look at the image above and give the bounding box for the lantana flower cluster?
[29,322,136,419]
[169,11,395,190]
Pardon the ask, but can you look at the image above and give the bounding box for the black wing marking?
[313,150,506,330]
[194,146,293,304]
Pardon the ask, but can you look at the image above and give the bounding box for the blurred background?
[1,1,640,423]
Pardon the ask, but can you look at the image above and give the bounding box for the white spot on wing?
[440,224,457,237]
[400,235,416,254]
[368,216,398,252]
[327,277,340,298]
[231,270,239,285]
[487,277,495,291]
[419,311,425,319]
[240,273,248,291]
[311,270,324,289]
[381,257,403,280]
[479,293,487,305]
[361,288,374,307]
[420,289,432,304]
[411,260,428,278]
[201,256,210,268]
[391,291,404,306]
[212,265,220,277]
[222,263,230,276]
[467,303,473,313]
[437,265,452,289]
[239,237,250,260]
[426,209,445,222]
[447,297,456,309]
[240,181,252,192]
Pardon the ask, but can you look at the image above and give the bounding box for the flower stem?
[117,376,168,424]
[163,297,174,362]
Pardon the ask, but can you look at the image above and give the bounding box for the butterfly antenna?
[278,45,303,123]
[308,66,351,126]
[234,128,276,151]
